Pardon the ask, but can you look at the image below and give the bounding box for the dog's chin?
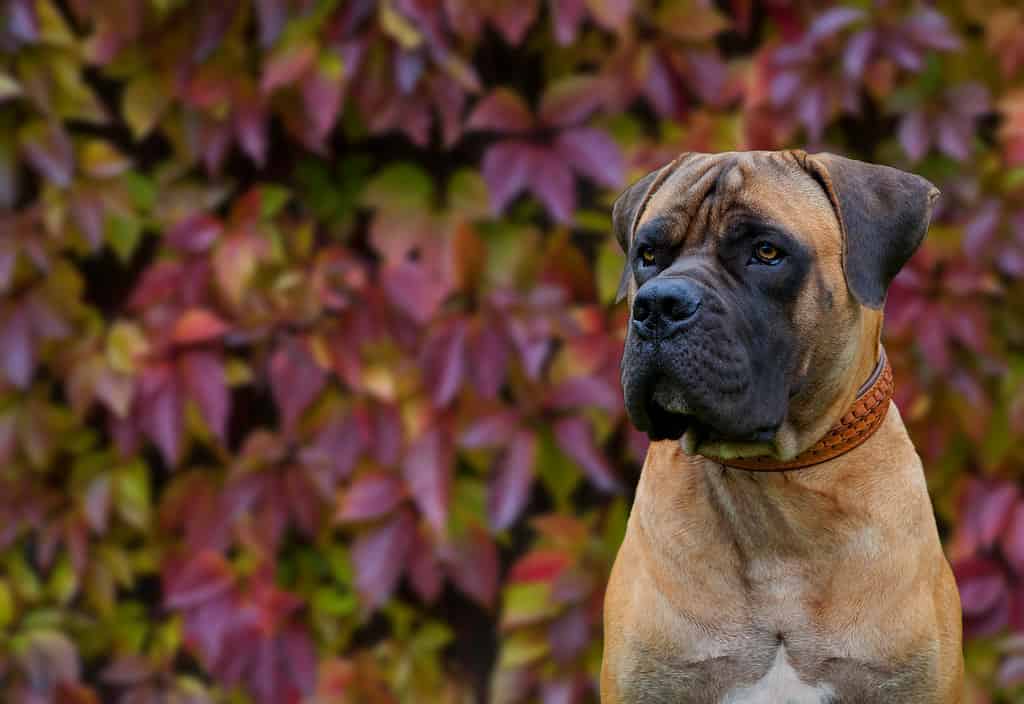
[642,381,780,459]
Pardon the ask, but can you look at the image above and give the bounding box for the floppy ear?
[611,168,667,303]
[803,152,939,309]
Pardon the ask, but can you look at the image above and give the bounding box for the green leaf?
[535,432,581,511]
[108,214,144,262]
[501,582,560,628]
[114,459,151,529]
[122,75,170,139]
[0,579,14,628]
[363,163,433,214]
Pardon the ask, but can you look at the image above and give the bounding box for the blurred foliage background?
[2,0,1024,702]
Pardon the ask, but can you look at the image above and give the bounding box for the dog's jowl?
[601,151,964,704]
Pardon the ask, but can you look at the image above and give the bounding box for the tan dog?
[602,151,963,703]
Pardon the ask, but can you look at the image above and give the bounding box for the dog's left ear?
[803,152,939,309]
[611,168,669,303]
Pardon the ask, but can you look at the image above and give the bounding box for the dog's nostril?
[666,296,700,322]
[633,300,651,321]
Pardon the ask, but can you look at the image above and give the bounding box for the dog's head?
[615,151,937,460]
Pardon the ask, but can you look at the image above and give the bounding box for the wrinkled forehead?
[636,151,842,256]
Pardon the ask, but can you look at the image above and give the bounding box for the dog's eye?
[638,245,656,266]
[751,241,783,265]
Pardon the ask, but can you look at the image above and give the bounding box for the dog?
[601,151,963,703]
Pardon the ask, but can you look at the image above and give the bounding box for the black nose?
[632,278,702,340]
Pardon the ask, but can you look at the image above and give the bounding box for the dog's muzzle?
[631,278,702,340]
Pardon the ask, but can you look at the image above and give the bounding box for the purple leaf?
[481,140,534,215]
[538,75,605,128]
[181,350,230,443]
[548,605,590,662]
[7,0,38,43]
[139,366,184,467]
[422,319,468,407]
[403,428,451,534]
[547,375,620,412]
[20,122,74,188]
[554,416,620,492]
[843,30,876,80]
[164,551,235,609]
[468,324,509,399]
[898,110,930,163]
[255,0,287,47]
[336,472,406,522]
[466,88,535,133]
[193,0,238,62]
[460,410,519,448]
[269,336,327,434]
[235,93,268,167]
[550,0,586,45]
[381,260,451,324]
[903,8,961,52]
[0,304,34,389]
[167,214,224,253]
[394,50,425,94]
[83,474,111,534]
[555,126,624,188]
[488,430,537,531]
[527,147,576,223]
[805,7,863,45]
[769,71,801,107]
[351,509,415,609]
[936,114,971,162]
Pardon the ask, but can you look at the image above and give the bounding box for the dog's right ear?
[611,169,664,303]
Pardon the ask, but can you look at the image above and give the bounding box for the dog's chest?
[720,646,833,704]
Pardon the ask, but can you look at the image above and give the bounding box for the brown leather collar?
[701,348,894,472]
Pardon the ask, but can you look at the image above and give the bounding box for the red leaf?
[302,59,346,146]
[235,89,268,167]
[335,472,406,523]
[269,336,327,433]
[351,510,415,609]
[555,126,624,188]
[181,350,230,442]
[509,549,572,583]
[164,551,235,609]
[403,428,451,534]
[466,88,535,133]
[0,304,34,388]
[490,0,539,46]
[488,430,537,531]
[481,140,534,215]
[1002,502,1024,575]
[553,417,620,492]
[408,526,443,603]
[167,214,223,253]
[585,0,633,31]
[262,44,317,95]
[172,308,230,346]
[443,525,499,608]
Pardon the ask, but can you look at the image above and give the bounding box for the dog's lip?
[645,393,780,446]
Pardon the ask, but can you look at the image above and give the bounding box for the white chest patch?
[721,646,834,704]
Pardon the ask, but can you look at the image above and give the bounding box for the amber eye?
[752,241,782,264]
[639,246,656,266]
